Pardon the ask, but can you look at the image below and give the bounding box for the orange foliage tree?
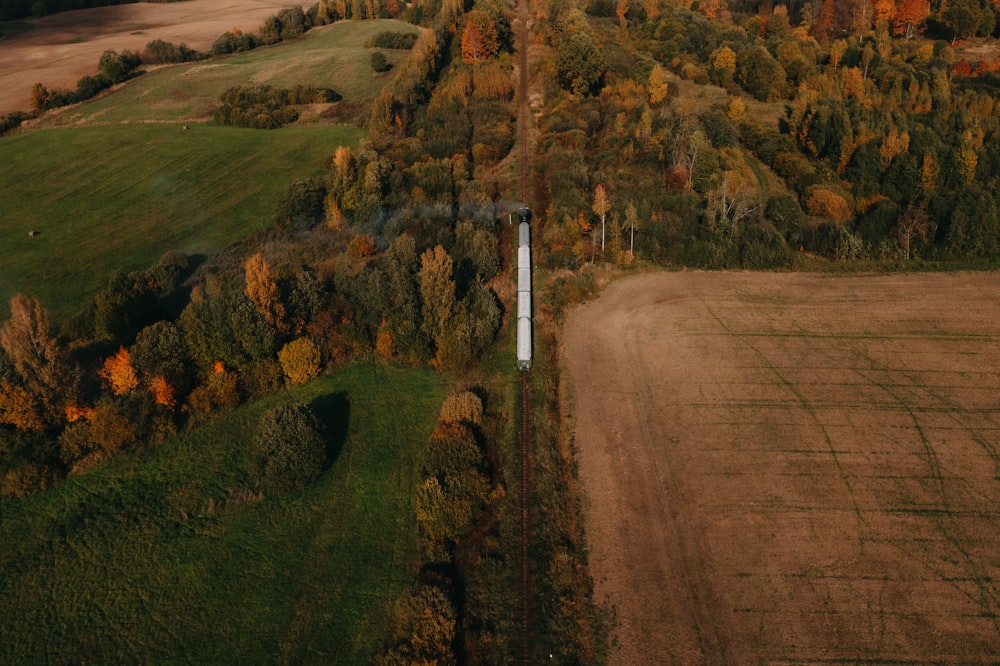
[245,253,287,333]
[893,0,929,36]
[0,381,46,431]
[100,347,139,396]
[149,375,176,410]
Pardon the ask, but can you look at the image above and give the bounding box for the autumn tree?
[461,21,485,65]
[100,347,139,396]
[419,246,456,349]
[148,375,176,410]
[278,337,322,385]
[245,253,287,333]
[0,295,78,425]
[648,64,669,105]
[592,184,611,252]
[892,0,929,36]
[0,381,45,431]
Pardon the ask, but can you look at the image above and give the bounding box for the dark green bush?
[250,404,327,494]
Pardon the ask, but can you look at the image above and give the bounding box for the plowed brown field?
[564,271,1000,664]
[0,0,308,114]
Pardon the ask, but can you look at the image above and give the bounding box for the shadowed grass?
[0,361,446,664]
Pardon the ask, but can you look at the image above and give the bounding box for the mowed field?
[564,272,1000,664]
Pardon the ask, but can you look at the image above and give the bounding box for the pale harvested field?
[0,0,308,114]
[563,271,1000,664]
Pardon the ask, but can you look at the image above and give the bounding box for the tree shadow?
[309,391,350,466]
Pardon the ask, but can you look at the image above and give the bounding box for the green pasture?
[0,361,445,663]
[0,123,362,320]
[41,19,420,126]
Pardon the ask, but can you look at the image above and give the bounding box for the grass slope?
[0,362,446,663]
[0,123,361,320]
[39,19,420,127]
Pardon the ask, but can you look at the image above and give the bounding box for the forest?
[2,0,999,659]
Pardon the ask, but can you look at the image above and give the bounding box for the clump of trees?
[214,85,341,129]
[366,30,420,49]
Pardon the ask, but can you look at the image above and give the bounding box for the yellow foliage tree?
[375,322,396,361]
[957,127,984,184]
[919,153,939,195]
[879,129,910,169]
[648,64,669,105]
[439,391,484,427]
[278,337,322,385]
[100,347,139,396]
[712,46,737,74]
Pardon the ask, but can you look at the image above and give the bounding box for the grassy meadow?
[0,362,446,663]
[38,19,420,127]
[0,123,362,320]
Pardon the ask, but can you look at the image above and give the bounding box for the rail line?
[515,0,533,661]
[518,372,532,664]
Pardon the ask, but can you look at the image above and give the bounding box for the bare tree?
[897,202,934,260]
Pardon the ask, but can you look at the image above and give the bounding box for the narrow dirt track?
[565,271,1000,664]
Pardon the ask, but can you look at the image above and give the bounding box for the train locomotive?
[516,207,532,371]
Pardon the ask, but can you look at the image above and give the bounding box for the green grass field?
[40,19,420,126]
[0,362,446,663]
[0,123,362,320]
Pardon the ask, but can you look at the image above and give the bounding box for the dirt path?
[564,271,1000,664]
[0,0,308,114]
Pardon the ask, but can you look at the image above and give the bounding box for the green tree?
[555,31,606,95]
[250,404,327,494]
[97,50,139,84]
[736,45,786,101]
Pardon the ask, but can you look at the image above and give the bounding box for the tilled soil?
[564,271,1000,664]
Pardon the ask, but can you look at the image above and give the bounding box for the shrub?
[250,404,326,494]
[438,391,483,427]
[348,233,378,258]
[371,52,390,73]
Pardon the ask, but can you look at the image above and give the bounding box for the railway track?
[515,0,532,662]
[518,372,532,664]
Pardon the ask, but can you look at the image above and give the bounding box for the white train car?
[516,208,532,371]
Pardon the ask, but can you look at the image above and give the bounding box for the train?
[516,207,532,371]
